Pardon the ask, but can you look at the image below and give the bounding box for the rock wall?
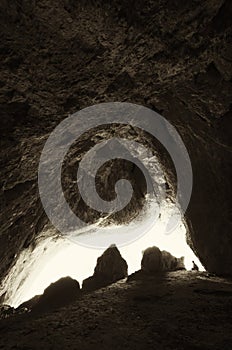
[0,0,232,280]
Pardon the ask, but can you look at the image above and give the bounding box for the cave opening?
[1,114,205,309]
[1,199,204,308]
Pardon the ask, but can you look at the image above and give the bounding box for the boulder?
[141,246,163,273]
[82,244,128,292]
[31,277,80,313]
[141,246,185,274]
[161,250,185,271]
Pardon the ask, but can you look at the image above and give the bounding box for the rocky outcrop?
[82,245,128,292]
[161,251,185,271]
[28,277,81,313]
[0,304,30,319]
[1,271,232,349]
[141,246,185,274]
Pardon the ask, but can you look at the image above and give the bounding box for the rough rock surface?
[141,246,185,273]
[82,245,128,292]
[161,250,185,271]
[0,0,232,285]
[0,271,232,349]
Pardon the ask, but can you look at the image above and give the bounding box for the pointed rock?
[82,245,128,292]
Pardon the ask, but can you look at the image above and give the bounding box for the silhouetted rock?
[141,246,163,273]
[31,277,80,313]
[141,246,185,274]
[17,295,41,312]
[82,245,128,292]
[161,250,185,271]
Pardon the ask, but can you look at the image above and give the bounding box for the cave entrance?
[1,201,204,308]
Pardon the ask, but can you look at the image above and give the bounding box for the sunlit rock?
[82,245,128,292]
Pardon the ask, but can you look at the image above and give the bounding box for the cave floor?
[0,271,231,350]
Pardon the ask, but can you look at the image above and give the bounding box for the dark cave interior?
[0,0,232,349]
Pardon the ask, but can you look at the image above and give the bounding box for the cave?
[0,0,232,349]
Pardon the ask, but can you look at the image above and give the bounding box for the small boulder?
[82,244,128,292]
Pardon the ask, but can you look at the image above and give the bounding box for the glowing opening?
[1,205,204,308]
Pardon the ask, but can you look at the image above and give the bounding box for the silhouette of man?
[192,261,199,271]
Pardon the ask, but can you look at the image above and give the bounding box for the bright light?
[1,206,204,308]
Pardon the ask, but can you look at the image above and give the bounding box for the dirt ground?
[0,271,231,350]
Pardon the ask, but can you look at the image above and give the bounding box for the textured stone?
[0,0,231,284]
[82,245,128,292]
